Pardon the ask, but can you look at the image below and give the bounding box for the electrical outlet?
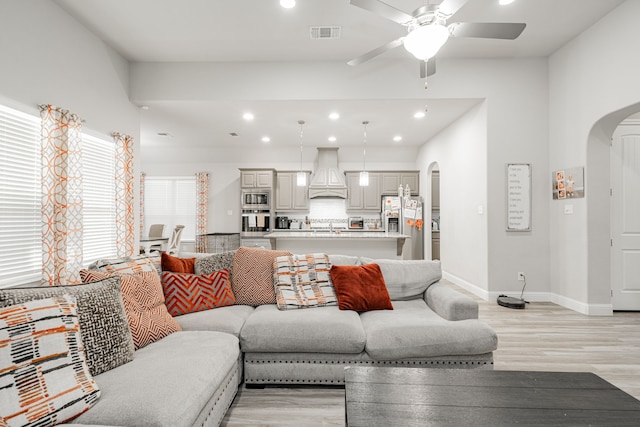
[517,272,525,281]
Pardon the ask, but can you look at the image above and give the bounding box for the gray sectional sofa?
[1,251,497,427]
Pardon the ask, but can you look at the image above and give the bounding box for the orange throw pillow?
[161,252,196,273]
[161,269,235,316]
[80,270,181,349]
[329,264,393,312]
[232,246,291,306]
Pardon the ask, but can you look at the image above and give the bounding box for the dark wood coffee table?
[345,366,640,426]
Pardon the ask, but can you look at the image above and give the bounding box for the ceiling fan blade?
[349,0,413,25]
[419,58,437,79]
[449,22,527,40]
[347,37,404,67]
[437,0,469,18]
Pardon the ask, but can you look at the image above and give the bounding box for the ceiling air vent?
[310,26,341,40]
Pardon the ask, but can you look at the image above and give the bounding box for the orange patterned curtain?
[113,133,135,257]
[195,172,209,253]
[140,172,146,239]
[39,104,83,286]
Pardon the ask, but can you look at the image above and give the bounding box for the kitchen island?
[263,230,411,259]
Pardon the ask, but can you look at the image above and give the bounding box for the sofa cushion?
[175,305,255,336]
[0,296,101,426]
[80,270,181,350]
[274,253,337,310]
[329,264,393,312]
[360,258,442,300]
[161,252,195,273]
[240,305,366,354]
[71,331,239,427]
[194,250,237,275]
[327,254,360,266]
[232,247,291,306]
[161,269,235,316]
[0,276,134,376]
[360,299,498,360]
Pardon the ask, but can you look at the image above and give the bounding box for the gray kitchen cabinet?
[432,231,440,260]
[240,169,275,188]
[275,171,309,211]
[431,171,440,210]
[381,171,420,195]
[346,172,381,211]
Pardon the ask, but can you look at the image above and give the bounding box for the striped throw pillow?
[274,253,338,310]
[0,295,101,426]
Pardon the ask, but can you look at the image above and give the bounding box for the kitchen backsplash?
[281,198,381,228]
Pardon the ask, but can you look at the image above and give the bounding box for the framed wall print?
[552,166,584,199]
[506,163,531,231]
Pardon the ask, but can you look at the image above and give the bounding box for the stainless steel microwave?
[241,189,270,210]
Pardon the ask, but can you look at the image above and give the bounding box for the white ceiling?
[54,0,625,149]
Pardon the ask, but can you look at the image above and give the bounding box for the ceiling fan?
[347,0,526,78]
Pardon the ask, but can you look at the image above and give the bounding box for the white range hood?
[308,147,348,199]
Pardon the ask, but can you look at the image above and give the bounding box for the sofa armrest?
[424,282,478,321]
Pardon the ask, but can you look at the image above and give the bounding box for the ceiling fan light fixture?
[280,0,296,9]
[403,24,449,60]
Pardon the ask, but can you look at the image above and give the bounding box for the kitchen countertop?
[264,231,409,239]
[264,230,410,256]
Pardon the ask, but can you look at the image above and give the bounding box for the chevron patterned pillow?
[232,247,292,306]
[161,269,235,316]
[80,270,181,350]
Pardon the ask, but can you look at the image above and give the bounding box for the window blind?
[144,177,196,242]
[82,134,117,263]
[0,105,41,288]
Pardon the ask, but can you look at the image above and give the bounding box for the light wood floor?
[221,281,640,426]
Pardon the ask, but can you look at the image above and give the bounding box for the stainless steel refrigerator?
[381,196,424,260]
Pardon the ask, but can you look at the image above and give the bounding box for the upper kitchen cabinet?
[239,168,275,188]
[345,172,381,211]
[381,171,420,195]
[275,171,310,212]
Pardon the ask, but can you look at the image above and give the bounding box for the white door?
[611,131,640,310]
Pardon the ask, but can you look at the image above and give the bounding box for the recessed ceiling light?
[329,112,340,120]
[140,105,149,110]
[261,136,271,143]
[242,112,254,121]
[414,111,426,119]
[328,136,337,142]
[393,136,402,142]
[499,0,515,5]
[280,0,296,8]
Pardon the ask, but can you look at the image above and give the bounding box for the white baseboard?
[442,271,613,316]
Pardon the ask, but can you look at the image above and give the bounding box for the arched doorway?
[587,102,640,311]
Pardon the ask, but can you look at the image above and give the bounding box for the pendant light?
[359,121,369,186]
[297,120,306,186]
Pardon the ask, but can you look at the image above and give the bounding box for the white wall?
[0,1,138,138]
[417,102,489,292]
[549,0,640,314]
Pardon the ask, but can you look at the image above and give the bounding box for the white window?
[0,104,118,288]
[0,105,41,288]
[82,134,117,263]
[144,177,196,242]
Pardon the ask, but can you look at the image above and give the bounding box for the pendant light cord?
[362,120,368,171]
[298,120,305,172]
